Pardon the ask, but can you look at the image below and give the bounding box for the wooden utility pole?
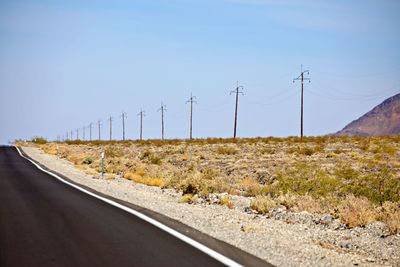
[89,123,93,141]
[293,65,311,139]
[97,120,101,140]
[108,116,113,141]
[137,109,145,140]
[230,82,244,139]
[157,103,167,140]
[186,93,197,140]
[121,112,127,141]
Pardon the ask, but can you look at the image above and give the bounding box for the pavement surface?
[0,146,271,267]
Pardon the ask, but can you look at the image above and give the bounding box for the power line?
[137,109,145,140]
[108,116,113,141]
[97,120,102,140]
[293,65,311,139]
[186,93,197,140]
[121,112,127,141]
[230,82,244,139]
[89,123,93,141]
[157,103,167,140]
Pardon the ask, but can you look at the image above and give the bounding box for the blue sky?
[0,0,399,143]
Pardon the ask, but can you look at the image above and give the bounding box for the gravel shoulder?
[20,146,400,267]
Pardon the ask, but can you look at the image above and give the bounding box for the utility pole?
[108,116,113,141]
[230,82,244,139]
[121,112,127,141]
[293,65,311,139]
[66,131,69,140]
[82,126,86,141]
[137,109,145,140]
[97,120,102,140]
[157,103,167,140]
[186,93,197,140]
[89,123,93,141]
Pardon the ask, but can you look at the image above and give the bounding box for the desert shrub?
[140,150,163,165]
[82,157,93,164]
[216,146,239,155]
[240,178,263,196]
[32,137,47,144]
[140,150,153,159]
[378,201,400,234]
[250,195,277,214]
[105,146,123,158]
[349,167,400,204]
[133,175,164,187]
[271,163,338,198]
[149,155,162,165]
[44,149,57,155]
[123,172,135,180]
[179,194,197,204]
[258,148,275,154]
[290,195,328,214]
[338,195,377,227]
[287,146,322,156]
[219,195,234,209]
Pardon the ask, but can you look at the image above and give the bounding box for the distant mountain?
[335,93,400,136]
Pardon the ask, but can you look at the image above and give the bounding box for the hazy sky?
[1,0,399,144]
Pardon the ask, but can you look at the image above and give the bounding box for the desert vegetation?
[19,135,400,234]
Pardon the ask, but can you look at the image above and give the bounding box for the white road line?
[15,146,243,267]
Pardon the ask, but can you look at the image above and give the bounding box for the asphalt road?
[0,146,271,267]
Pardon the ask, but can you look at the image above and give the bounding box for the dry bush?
[123,172,135,180]
[133,175,164,187]
[44,149,57,155]
[338,195,377,227]
[85,169,98,175]
[291,195,327,214]
[179,194,197,204]
[250,195,277,214]
[216,146,239,155]
[240,178,263,196]
[378,201,400,234]
[105,174,115,180]
[219,195,234,209]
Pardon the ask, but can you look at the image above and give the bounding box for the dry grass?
[219,195,234,209]
[338,195,377,228]
[179,194,197,204]
[250,196,277,214]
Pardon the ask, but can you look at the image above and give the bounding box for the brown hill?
[335,93,400,136]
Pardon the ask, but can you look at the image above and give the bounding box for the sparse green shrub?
[82,157,93,165]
